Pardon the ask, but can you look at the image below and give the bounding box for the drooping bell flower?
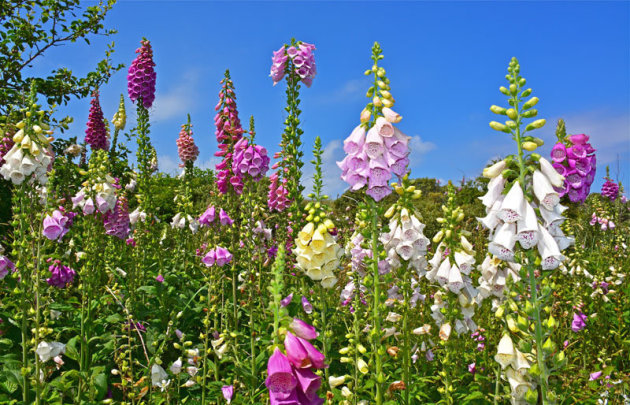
[198,205,216,226]
[571,311,587,332]
[85,90,110,151]
[219,208,234,226]
[271,42,317,87]
[43,209,75,241]
[222,385,234,404]
[289,319,319,341]
[127,39,157,109]
[0,255,16,279]
[232,137,270,180]
[265,348,298,400]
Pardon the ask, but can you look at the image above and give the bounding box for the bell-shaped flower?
[494,334,515,369]
[482,160,506,179]
[435,257,451,286]
[551,143,567,163]
[285,332,310,368]
[364,127,384,159]
[199,205,216,226]
[265,348,298,399]
[343,125,366,155]
[36,341,66,362]
[170,358,183,374]
[375,117,394,137]
[480,175,506,208]
[215,247,233,267]
[539,157,564,188]
[382,107,402,123]
[290,319,319,340]
[447,264,464,293]
[498,182,525,223]
[151,364,169,389]
[515,202,539,249]
[536,224,563,270]
[294,367,322,402]
[533,170,560,210]
[488,223,516,262]
[454,251,474,275]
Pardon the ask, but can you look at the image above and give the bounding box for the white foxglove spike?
[495,334,516,369]
[488,222,516,262]
[395,242,414,261]
[539,157,565,188]
[477,199,503,230]
[498,181,525,223]
[454,251,474,275]
[537,224,564,270]
[480,175,506,207]
[515,202,539,249]
[533,170,560,210]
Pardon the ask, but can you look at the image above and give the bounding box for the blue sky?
[31,0,629,197]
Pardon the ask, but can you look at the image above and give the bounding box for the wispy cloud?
[314,79,365,104]
[151,69,201,122]
[159,154,220,175]
[408,135,436,167]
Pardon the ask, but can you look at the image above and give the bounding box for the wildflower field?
[0,2,629,405]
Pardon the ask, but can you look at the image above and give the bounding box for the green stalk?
[369,199,383,405]
[319,284,329,385]
[509,64,549,404]
[201,284,211,404]
[527,258,549,403]
[401,262,410,405]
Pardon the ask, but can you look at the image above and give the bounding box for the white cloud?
[158,154,180,175]
[302,139,348,198]
[151,69,201,122]
[408,135,436,167]
[315,79,364,104]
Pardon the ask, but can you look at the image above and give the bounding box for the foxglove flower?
[0,255,16,279]
[46,263,76,288]
[214,71,245,194]
[601,178,619,201]
[176,121,199,166]
[128,39,156,109]
[571,311,587,332]
[294,221,342,288]
[85,91,109,151]
[550,133,596,203]
[103,196,130,239]
[0,117,53,185]
[232,137,270,180]
[270,42,317,87]
[43,208,75,241]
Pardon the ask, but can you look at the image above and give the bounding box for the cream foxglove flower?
[483,159,507,179]
[495,334,515,369]
[537,224,564,270]
[539,157,564,188]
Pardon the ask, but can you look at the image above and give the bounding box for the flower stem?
[369,198,383,405]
